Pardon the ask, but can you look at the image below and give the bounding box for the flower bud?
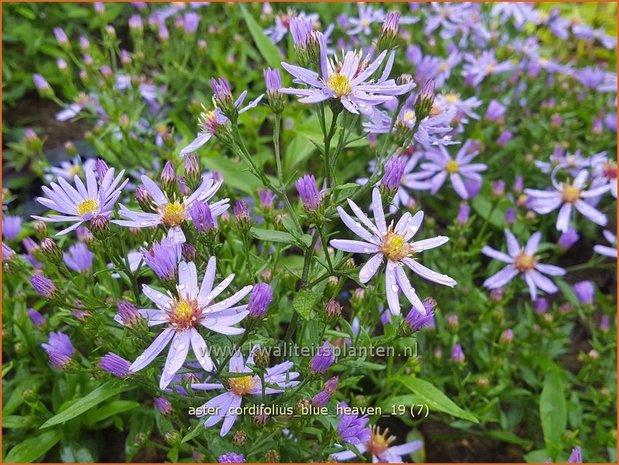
[248,283,273,319]
[572,280,594,305]
[310,341,335,374]
[33,74,54,98]
[380,156,406,198]
[135,185,154,212]
[456,202,470,225]
[296,174,323,212]
[40,238,62,263]
[499,328,513,344]
[189,200,215,234]
[451,343,465,364]
[324,299,342,323]
[116,300,142,327]
[90,215,110,239]
[234,200,251,229]
[253,347,270,369]
[155,396,173,416]
[30,274,57,299]
[264,450,279,463]
[233,431,247,446]
[99,352,131,378]
[264,68,285,113]
[184,154,201,190]
[414,80,436,121]
[377,11,400,51]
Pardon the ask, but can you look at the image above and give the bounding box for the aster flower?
[337,402,371,445]
[33,164,127,236]
[331,425,422,463]
[406,44,461,88]
[264,10,319,44]
[434,92,483,127]
[419,140,487,200]
[310,341,335,374]
[482,229,566,300]
[180,92,263,156]
[280,35,415,117]
[363,99,456,147]
[30,274,57,299]
[63,243,94,272]
[42,331,75,369]
[2,215,22,240]
[296,174,324,211]
[99,353,131,378]
[191,346,299,436]
[125,259,253,389]
[594,230,617,258]
[330,188,456,315]
[141,238,181,282]
[462,51,514,86]
[2,243,16,262]
[247,283,273,318]
[491,3,540,28]
[218,452,246,464]
[113,175,228,244]
[525,170,611,232]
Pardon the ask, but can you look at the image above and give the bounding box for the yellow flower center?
[514,253,537,272]
[160,202,186,227]
[367,426,395,456]
[380,229,411,261]
[68,165,83,177]
[445,160,459,174]
[402,110,416,124]
[561,184,581,203]
[169,297,201,329]
[326,73,352,98]
[228,375,257,396]
[438,61,449,72]
[76,198,100,216]
[444,92,460,104]
[485,63,496,73]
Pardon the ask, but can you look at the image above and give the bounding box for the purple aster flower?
[218,452,246,464]
[451,343,465,363]
[258,190,276,210]
[337,402,371,445]
[233,200,251,226]
[434,92,483,126]
[497,130,513,146]
[310,341,335,374]
[264,68,282,96]
[573,281,594,304]
[534,297,549,313]
[31,274,57,299]
[180,92,263,156]
[419,140,487,200]
[525,170,611,232]
[42,331,75,369]
[347,3,386,36]
[491,3,539,28]
[485,99,506,123]
[296,174,323,211]
[141,238,181,282]
[594,230,617,258]
[116,300,142,327]
[265,11,319,44]
[28,309,46,327]
[405,298,436,331]
[99,353,131,378]
[154,396,173,415]
[462,51,514,86]
[482,229,566,300]
[332,424,422,462]
[406,45,461,89]
[113,175,228,244]
[331,188,456,315]
[33,164,127,236]
[126,259,253,389]
[188,200,215,233]
[456,202,470,224]
[2,215,22,240]
[381,156,407,193]
[33,74,52,93]
[568,447,582,463]
[280,35,414,117]
[192,345,299,436]
[312,389,331,407]
[247,283,273,318]
[183,12,200,34]
[558,229,579,250]
[63,243,94,272]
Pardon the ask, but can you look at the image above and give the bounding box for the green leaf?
[4,429,62,462]
[182,422,205,443]
[240,5,282,69]
[398,376,478,423]
[540,371,566,460]
[292,283,326,320]
[2,415,31,429]
[86,400,140,426]
[202,153,261,194]
[250,227,296,244]
[41,381,132,428]
[555,279,579,306]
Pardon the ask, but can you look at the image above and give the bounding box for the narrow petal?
[159,331,191,389]
[524,232,542,256]
[198,256,217,304]
[336,206,376,243]
[483,265,519,289]
[371,188,387,234]
[556,203,573,232]
[481,246,513,264]
[395,263,425,314]
[403,258,457,287]
[129,327,175,372]
[574,200,607,226]
[384,261,401,315]
[524,272,538,300]
[504,229,521,257]
[359,253,384,284]
[189,328,214,371]
[535,263,566,276]
[140,176,168,206]
[411,236,449,253]
[529,270,559,294]
[142,285,173,310]
[330,239,380,254]
[180,133,212,156]
[451,174,469,199]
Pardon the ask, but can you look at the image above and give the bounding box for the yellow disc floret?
[326,73,352,98]
[160,202,186,227]
[380,227,411,261]
[561,184,581,203]
[367,426,396,456]
[228,375,257,396]
[514,253,537,272]
[76,198,100,216]
[445,160,460,174]
[169,297,201,329]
